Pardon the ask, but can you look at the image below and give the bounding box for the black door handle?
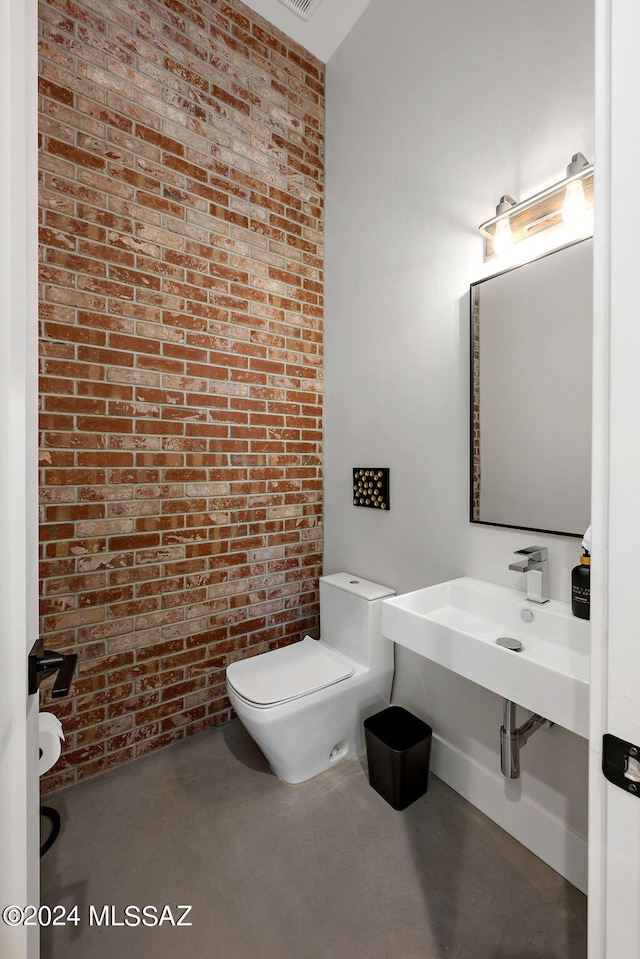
[28,638,77,698]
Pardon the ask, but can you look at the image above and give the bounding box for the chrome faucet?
[509,546,549,604]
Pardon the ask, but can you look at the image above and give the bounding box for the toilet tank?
[319,573,395,669]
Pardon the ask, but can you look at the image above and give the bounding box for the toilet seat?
[226,636,355,708]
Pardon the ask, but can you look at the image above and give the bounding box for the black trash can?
[364,706,432,810]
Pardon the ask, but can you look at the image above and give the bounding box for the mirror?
[470,238,592,536]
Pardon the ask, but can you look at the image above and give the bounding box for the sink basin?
[381,577,589,738]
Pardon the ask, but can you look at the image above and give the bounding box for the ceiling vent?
[277,0,324,21]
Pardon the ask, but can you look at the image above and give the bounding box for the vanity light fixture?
[478,153,594,258]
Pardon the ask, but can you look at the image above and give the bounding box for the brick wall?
[38,0,324,792]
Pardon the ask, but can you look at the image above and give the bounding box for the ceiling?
[239,0,373,62]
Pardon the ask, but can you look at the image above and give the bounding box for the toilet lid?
[226,637,355,707]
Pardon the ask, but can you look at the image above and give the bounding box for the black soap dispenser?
[571,550,590,620]
[572,524,591,620]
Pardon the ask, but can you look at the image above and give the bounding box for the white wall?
[325,0,593,888]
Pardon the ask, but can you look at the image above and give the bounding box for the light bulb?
[493,216,514,257]
[562,178,587,227]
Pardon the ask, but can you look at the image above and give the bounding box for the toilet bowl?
[226,572,395,784]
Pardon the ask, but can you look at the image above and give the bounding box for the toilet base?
[228,663,393,785]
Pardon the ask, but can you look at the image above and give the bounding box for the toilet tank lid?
[320,572,395,601]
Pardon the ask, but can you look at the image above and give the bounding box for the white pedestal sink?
[381,577,589,738]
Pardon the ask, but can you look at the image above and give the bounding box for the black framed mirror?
[470,238,592,536]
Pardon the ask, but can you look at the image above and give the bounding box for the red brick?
[46,137,106,171]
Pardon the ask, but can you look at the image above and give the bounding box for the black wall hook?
[28,638,77,698]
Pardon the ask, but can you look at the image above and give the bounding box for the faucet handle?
[513,545,547,562]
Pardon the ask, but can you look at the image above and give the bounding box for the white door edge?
[0,0,40,956]
[589,0,640,955]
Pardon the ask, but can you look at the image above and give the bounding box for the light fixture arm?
[496,194,517,216]
[566,152,589,177]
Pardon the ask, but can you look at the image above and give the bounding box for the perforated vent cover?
[277,0,324,21]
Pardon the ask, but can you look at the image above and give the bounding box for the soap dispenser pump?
[572,525,591,621]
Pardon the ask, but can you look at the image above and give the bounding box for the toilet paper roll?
[39,712,65,776]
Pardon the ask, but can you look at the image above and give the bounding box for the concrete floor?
[40,721,586,959]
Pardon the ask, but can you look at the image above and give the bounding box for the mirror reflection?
[470,238,592,536]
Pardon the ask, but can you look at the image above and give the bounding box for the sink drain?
[496,637,523,652]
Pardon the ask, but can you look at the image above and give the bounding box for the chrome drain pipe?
[500,699,553,779]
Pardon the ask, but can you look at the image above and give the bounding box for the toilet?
[226,572,396,784]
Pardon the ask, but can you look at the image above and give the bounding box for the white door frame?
[0,0,40,956]
[588,0,640,955]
